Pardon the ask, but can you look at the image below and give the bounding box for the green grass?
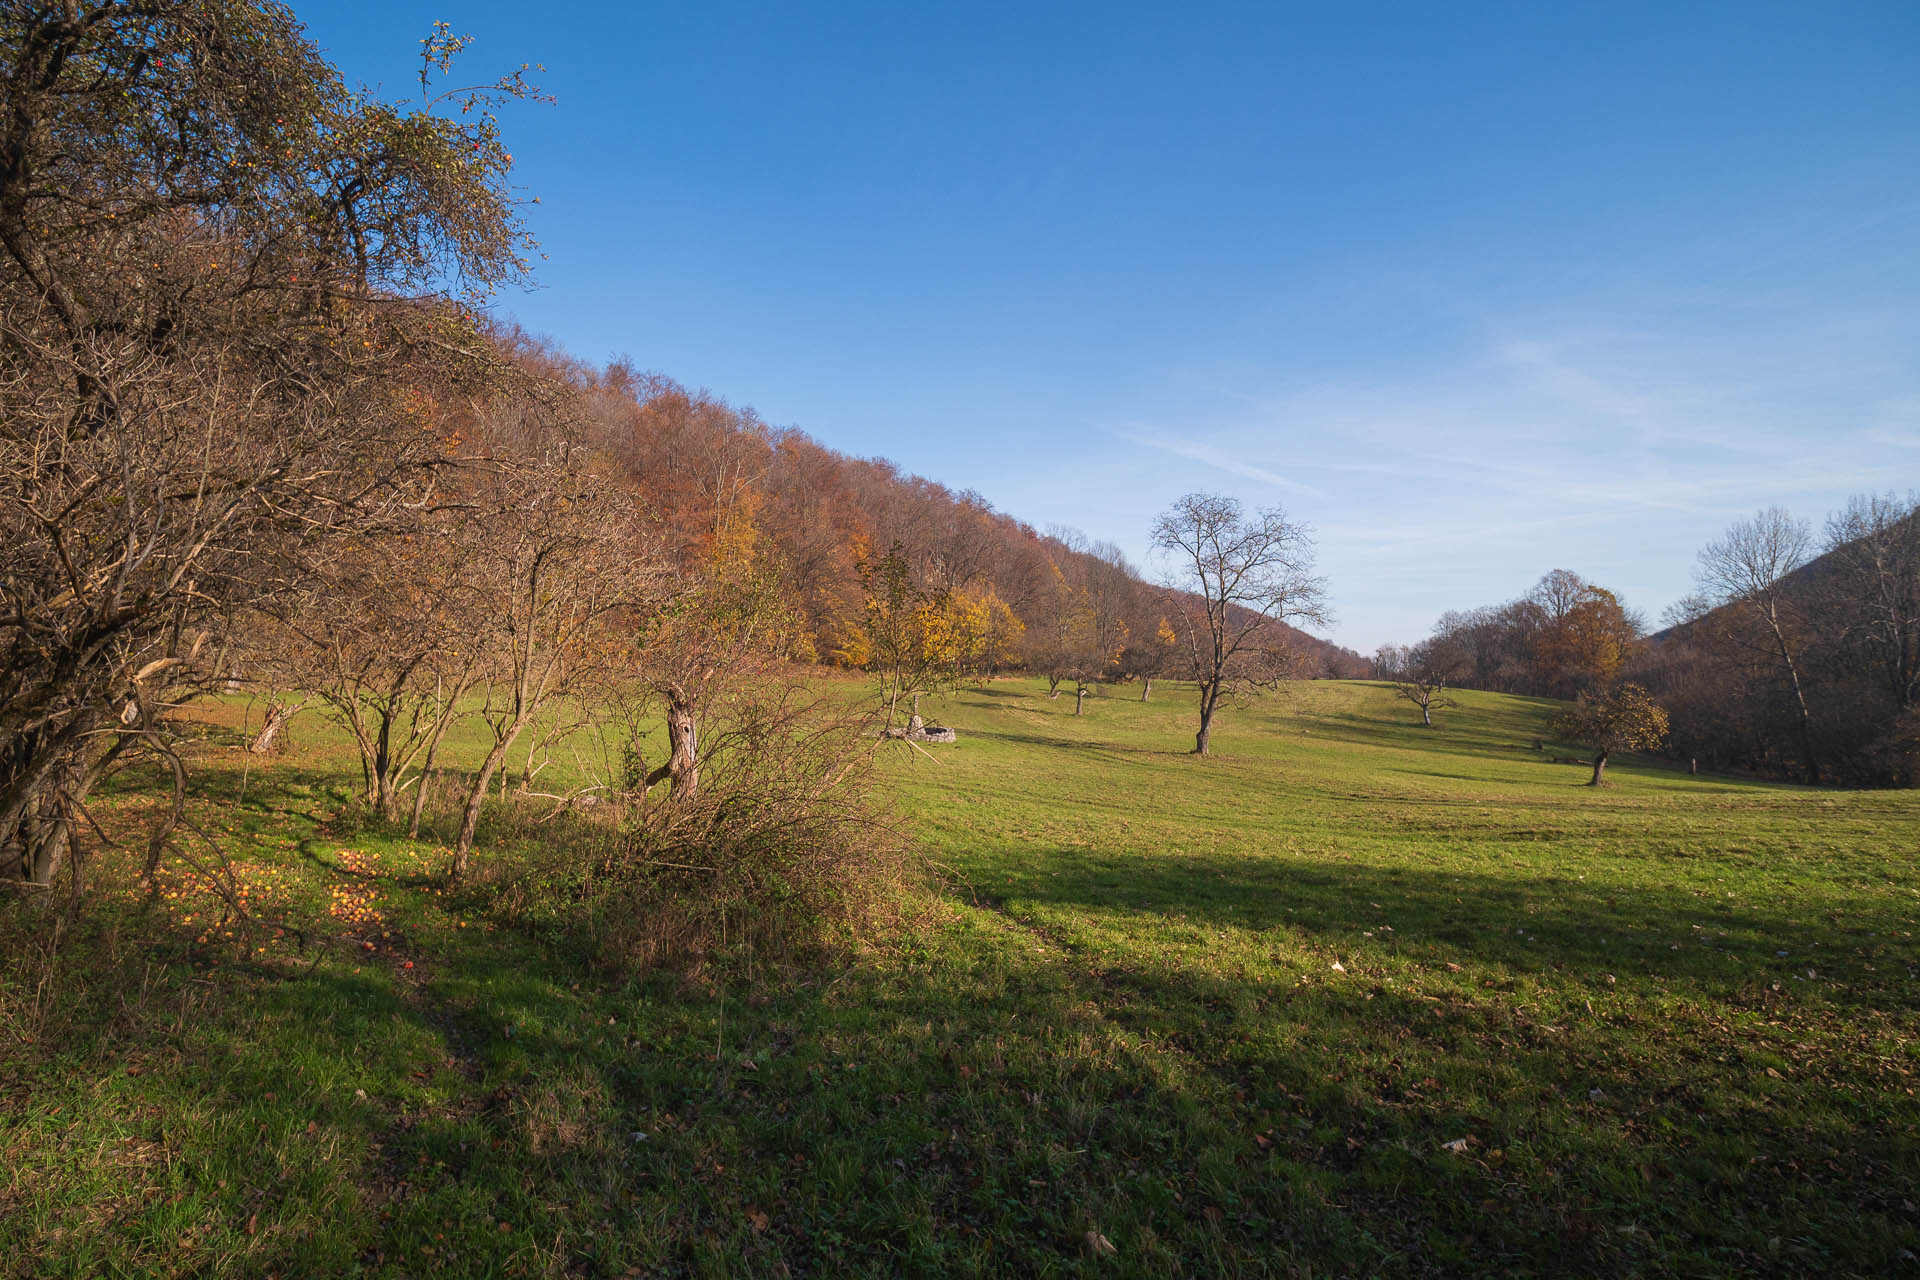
[3,678,1917,1277]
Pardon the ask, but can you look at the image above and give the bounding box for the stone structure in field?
[892,692,956,744]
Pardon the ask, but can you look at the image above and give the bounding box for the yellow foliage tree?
[946,586,1025,683]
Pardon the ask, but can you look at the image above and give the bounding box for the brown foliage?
[1636,493,1920,785]
[0,1,532,887]
[1550,683,1669,786]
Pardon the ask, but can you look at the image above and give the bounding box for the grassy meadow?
[2,677,1917,1277]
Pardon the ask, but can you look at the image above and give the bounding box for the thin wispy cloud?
[1120,429,1327,499]
[1099,314,1917,650]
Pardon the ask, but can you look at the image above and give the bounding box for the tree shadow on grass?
[14,864,1915,1279]
[1291,714,1558,764]
[940,865,1916,1274]
[957,725,1185,760]
[986,849,1916,1015]
[25,752,1915,1277]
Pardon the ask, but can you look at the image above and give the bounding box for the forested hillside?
[496,330,1369,683]
[1637,500,1920,786]
[4,6,1917,1276]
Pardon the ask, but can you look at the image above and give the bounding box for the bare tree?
[1120,599,1181,702]
[1391,638,1465,727]
[449,446,663,875]
[1151,493,1328,756]
[228,617,314,756]
[279,514,490,825]
[1823,492,1920,713]
[1067,541,1135,715]
[632,520,810,809]
[1372,644,1411,681]
[1695,508,1822,784]
[1022,556,1083,700]
[1029,531,1136,714]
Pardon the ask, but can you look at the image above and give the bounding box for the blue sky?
[303,1,1919,652]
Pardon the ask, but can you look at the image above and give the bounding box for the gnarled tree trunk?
[2,724,126,887]
[248,695,306,754]
[644,685,699,803]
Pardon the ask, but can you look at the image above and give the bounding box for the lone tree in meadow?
[1391,637,1466,727]
[1552,683,1670,786]
[1152,492,1328,756]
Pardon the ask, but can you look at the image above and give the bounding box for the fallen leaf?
[745,1207,769,1232]
[1330,961,1347,973]
[1441,1137,1474,1153]
[1084,1230,1117,1257]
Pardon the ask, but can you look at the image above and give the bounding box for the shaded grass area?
[3,678,1918,1277]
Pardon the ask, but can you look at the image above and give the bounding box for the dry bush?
[587,686,913,975]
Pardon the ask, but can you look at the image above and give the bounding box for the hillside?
[1635,501,1920,785]
[496,336,1370,681]
[5,679,1915,1276]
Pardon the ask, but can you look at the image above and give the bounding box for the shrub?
[585,687,911,974]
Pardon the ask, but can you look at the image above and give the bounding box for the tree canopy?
[1552,684,1670,787]
[0,0,534,884]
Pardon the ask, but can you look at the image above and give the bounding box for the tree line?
[491,335,1369,696]
[1376,498,1920,787]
